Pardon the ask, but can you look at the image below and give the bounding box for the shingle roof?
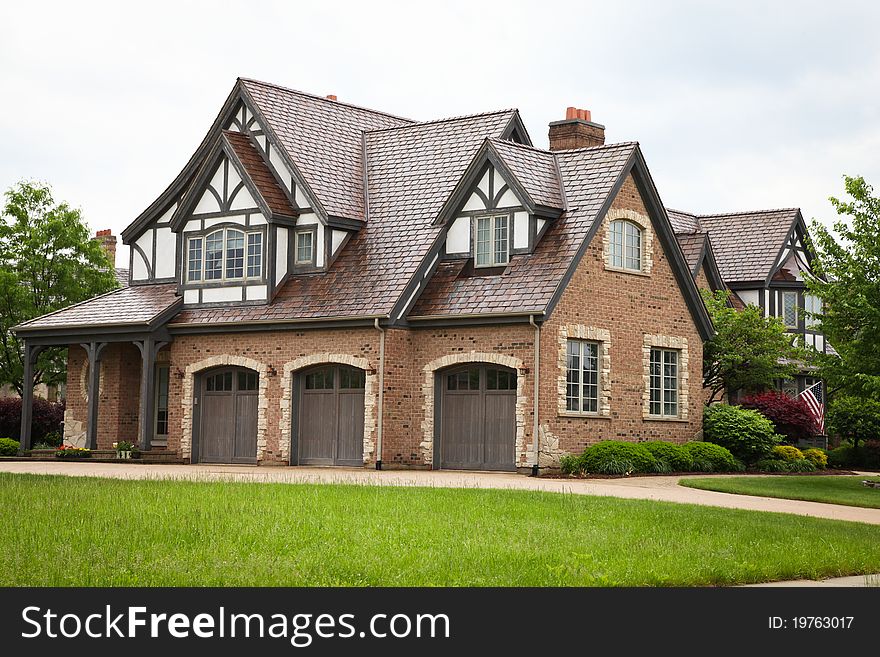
[488,138,564,209]
[674,232,707,275]
[170,111,519,325]
[114,267,129,287]
[410,142,637,317]
[666,208,701,233]
[241,78,413,220]
[223,130,297,218]
[688,208,798,283]
[15,284,179,332]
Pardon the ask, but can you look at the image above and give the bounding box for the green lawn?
[2,472,880,586]
[681,475,880,509]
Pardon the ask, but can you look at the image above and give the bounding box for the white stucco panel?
[268,146,291,193]
[154,227,176,279]
[183,289,199,304]
[276,226,289,284]
[246,285,267,301]
[514,212,529,249]
[497,187,520,208]
[202,286,242,303]
[193,188,221,215]
[315,223,325,267]
[447,216,470,253]
[230,184,257,211]
[331,229,348,255]
[132,230,153,280]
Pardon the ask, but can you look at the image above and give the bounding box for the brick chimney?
[548,106,606,151]
[95,229,116,265]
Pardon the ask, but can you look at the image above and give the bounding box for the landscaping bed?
[2,472,880,586]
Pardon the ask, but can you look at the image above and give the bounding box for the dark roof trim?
[701,234,727,292]
[499,110,533,147]
[167,314,388,335]
[764,209,805,286]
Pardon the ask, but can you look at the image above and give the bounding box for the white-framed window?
[475,214,510,267]
[566,339,599,413]
[609,219,642,271]
[295,229,315,265]
[804,293,820,328]
[187,227,262,282]
[782,291,798,328]
[649,348,679,417]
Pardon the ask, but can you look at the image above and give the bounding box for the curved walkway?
[2,461,880,525]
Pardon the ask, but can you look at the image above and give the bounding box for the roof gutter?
[529,314,541,477]
[167,314,387,329]
[407,311,544,322]
[373,318,385,470]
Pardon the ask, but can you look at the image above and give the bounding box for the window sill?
[644,415,690,423]
[558,411,611,419]
[605,265,650,277]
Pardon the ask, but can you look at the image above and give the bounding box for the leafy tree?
[0,181,118,393]
[808,175,880,398]
[701,289,802,403]
[740,390,817,442]
[826,394,880,449]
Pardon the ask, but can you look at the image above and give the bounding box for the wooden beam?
[81,342,107,450]
[18,342,43,454]
[134,339,166,451]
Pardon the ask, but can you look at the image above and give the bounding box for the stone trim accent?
[181,355,269,461]
[279,353,377,465]
[421,352,527,468]
[79,360,105,403]
[642,334,689,420]
[602,208,654,275]
[557,325,612,417]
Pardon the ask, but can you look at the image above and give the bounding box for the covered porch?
[13,284,182,456]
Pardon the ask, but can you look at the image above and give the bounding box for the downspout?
[529,314,541,477]
[374,318,385,470]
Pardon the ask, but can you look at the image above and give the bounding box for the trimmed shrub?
[741,390,818,442]
[682,442,741,473]
[0,397,65,443]
[42,430,63,448]
[771,445,805,462]
[559,454,583,476]
[827,395,880,448]
[703,404,780,463]
[802,448,828,469]
[580,441,658,475]
[863,440,880,470]
[826,445,856,469]
[642,441,694,473]
[0,438,19,456]
[755,458,816,473]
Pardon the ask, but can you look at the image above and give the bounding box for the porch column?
[81,341,107,450]
[18,342,44,454]
[134,338,166,452]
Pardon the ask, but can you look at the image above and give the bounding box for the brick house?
[14,80,718,472]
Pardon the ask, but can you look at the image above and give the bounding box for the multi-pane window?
[187,238,203,281]
[247,233,262,278]
[446,368,480,391]
[804,294,821,328]
[237,371,258,391]
[486,368,516,390]
[566,340,599,413]
[475,214,510,267]
[206,371,233,392]
[649,348,679,417]
[782,291,798,328]
[609,219,642,271]
[304,367,333,390]
[154,365,169,437]
[295,230,314,265]
[187,228,263,282]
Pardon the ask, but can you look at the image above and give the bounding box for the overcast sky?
[2,0,878,266]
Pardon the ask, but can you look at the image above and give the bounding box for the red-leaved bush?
[741,390,818,442]
[0,397,65,443]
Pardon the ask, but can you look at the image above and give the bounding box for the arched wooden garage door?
[438,364,517,471]
[295,365,365,467]
[196,367,259,464]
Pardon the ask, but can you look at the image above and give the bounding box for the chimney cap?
[326,94,337,101]
[564,106,593,123]
[95,229,113,237]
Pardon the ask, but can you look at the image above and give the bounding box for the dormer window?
[186,227,263,283]
[475,214,510,267]
[295,229,316,266]
[609,219,642,271]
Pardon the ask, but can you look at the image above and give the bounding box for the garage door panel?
[441,394,482,468]
[299,391,337,465]
[483,394,516,471]
[201,394,233,462]
[336,392,365,466]
[234,394,258,461]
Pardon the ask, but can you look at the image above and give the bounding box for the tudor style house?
[669,208,826,400]
[15,80,717,471]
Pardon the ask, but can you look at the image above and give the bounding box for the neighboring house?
[14,80,713,471]
[668,208,825,399]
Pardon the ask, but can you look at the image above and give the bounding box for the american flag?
[798,381,825,434]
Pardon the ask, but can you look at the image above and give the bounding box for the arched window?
[609,219,642,271]
[186,227,263,282]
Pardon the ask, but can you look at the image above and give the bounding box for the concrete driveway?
[2,460,880,525]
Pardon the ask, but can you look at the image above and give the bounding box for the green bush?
[754,458,816,473]
[642,441,694,472]
[703,404,780,463]
[580,441,658,475]
[682,441,741,473]
[559,454,583,476]
[826,445,856,469]
[0,437,19,456]
[771,445,805,462]
[42,430,63,448]
[827,395,880,448]
[802,448,828,469]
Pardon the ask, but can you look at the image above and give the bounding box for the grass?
[681,475,880,509]
[2,473,880,586]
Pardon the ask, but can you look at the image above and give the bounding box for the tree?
[808,175,880,398]
[0,181,118,393]
[701,289,803,403]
